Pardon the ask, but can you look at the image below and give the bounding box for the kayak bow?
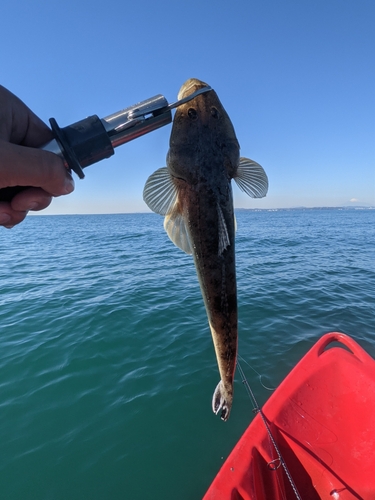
[204,332,375,500]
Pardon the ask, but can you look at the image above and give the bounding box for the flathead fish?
[143,78,268,421]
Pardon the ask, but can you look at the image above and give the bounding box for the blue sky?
[2,0,374,213]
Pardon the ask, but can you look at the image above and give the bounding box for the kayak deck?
[204,332,375,499]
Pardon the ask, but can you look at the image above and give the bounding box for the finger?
[0,139,75,196]
[0,203,28,228]
[0,85,52,146]
[10,187,53,212]
[22,110,54,147]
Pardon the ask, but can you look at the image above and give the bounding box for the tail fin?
[212,380,232,421]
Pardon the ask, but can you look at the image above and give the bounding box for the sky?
[2,0,374,213]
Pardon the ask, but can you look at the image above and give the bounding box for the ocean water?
[0,208,374,499]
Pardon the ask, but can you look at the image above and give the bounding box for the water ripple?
[0,210,373,499]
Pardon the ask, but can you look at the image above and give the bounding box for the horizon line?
[30,205,375,217]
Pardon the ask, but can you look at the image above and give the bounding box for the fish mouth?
[177,78,210,100]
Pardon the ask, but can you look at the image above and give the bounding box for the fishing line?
[237,353,276,391]
[237,359,303,500]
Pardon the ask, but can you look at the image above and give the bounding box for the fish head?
[168,78,240,183]
[176,78,210,101]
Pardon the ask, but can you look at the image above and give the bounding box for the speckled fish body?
[143,79,268,420]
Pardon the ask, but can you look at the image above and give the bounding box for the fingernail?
[0,213,11,225]
[64,176,75,194]
[25,202,39,211]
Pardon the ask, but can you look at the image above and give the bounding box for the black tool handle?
[0,115,114,203]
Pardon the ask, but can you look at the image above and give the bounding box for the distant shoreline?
[29,206,375,217]
[236,206,375,211]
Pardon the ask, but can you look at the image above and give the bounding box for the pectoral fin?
[143,168,192,254]
[143,167,178,215]
[233,158,269,198]
[164,206,192,254]
[143,167,192,253]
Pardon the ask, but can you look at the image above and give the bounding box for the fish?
[143,78,268,421]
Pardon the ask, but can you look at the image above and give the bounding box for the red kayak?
[204,332,375,500]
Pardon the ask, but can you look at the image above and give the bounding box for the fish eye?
[188,108,198,120]
[211,107,220,119]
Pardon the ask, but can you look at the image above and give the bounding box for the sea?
[0,208,374,499]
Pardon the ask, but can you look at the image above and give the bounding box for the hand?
[0,85,75,228]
